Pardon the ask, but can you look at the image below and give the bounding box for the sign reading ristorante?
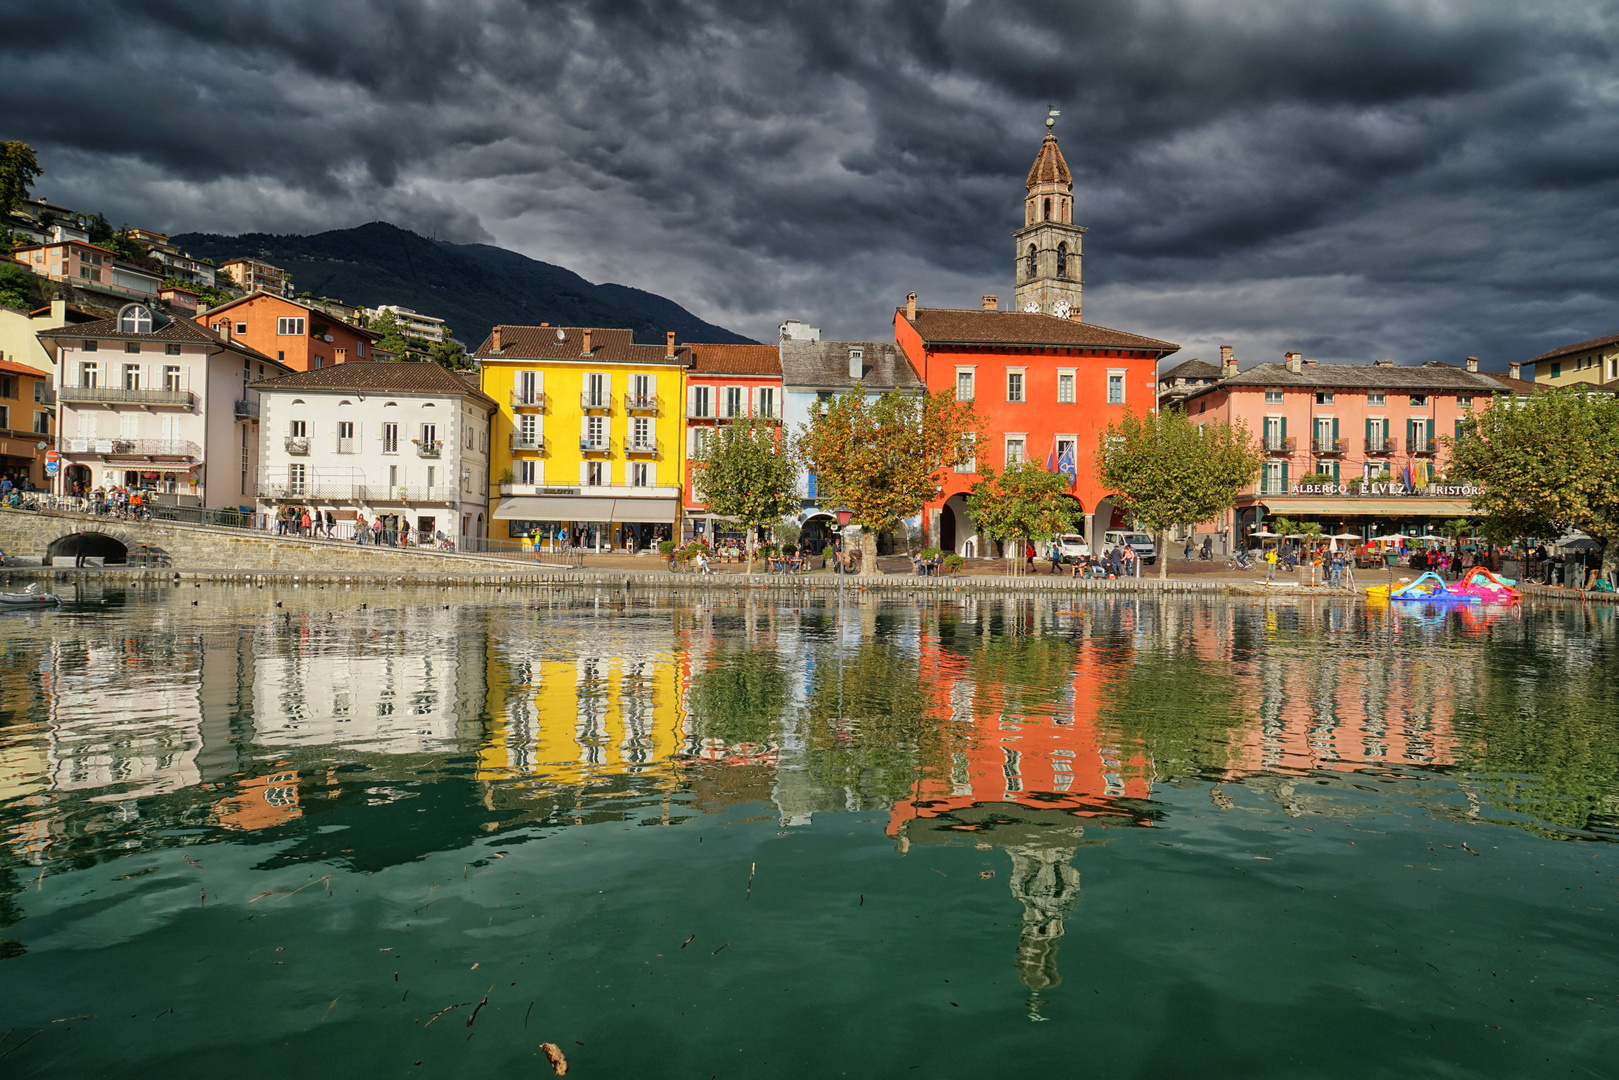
[1287,482,1484,497]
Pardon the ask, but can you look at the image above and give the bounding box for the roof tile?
[1527,331,1619,365]
[251,361,498,410]
[473,325,688,366]
[779,341,924,391]
[684,343,781,375]
[907,307,1178,353]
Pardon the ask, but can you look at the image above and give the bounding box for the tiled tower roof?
[1026,133,1072,189]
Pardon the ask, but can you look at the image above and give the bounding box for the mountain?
[171,221,755,347]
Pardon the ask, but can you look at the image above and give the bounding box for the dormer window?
[118,305,153,334]
[848,347,864,380]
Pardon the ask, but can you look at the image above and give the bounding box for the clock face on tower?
[1052,300,1071,319]
[1023,300,1041,313]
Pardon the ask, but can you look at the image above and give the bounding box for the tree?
[965,462,1083,575]
[370,308,410,359]
[796,387,980,576]
[693,417,800,573]
[1096,409,1264,579]
[0,261,51,311]
[1448,387,1619,581]
[0,142,42,219]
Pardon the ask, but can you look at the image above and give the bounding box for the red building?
[894,125,1180,554]
[680,342,783,541]
[197,292,377,372]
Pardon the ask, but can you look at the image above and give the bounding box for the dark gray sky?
[5,0,1617,367]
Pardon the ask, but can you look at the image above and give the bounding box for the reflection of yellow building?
[479,650,687,790]
[473,325,689,550]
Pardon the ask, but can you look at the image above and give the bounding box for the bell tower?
[1012,109,1086,319]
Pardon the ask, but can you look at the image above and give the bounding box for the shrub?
[942,554,965,573]
[782,543,796,556]
[658,539,675,556]
[822,544,835,560]
[920,546,943,560]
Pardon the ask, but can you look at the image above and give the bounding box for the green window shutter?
[1332,417,1339,441]
[1281,416,1287,444]
[1365,418,1373,444]
[1427,419,1435,443]
[1331,461,1340,482]
[1455,418,1463,440]
[1407,418,1416,445]
[1281,463,1289,488]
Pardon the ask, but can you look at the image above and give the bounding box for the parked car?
[1104,530,1158,565]
[1056,534,1091,563]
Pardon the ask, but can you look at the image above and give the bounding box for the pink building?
[1176,350,1506,549]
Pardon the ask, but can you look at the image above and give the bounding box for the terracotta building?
[681,342,782,541]
[198,293,377,372]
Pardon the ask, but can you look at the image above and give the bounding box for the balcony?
[580,393,612,412]
[1258,479,1290,496]
[1410,437,1438,456]
[285,436,311,455]
[62,437,200,459]
[233,398,259,419]
[579,436,611,453]
[499,481,681,499]
[1365,436,1399,456]
[61,385,195,408]
[511,391,546,410]
[416,440,442,457]
[686,407,715,421]
[510,432,545,452]
[624,394,659,413]
[625,438,659,456]
[257,481,362,502]
[369,485,455,504]
[34,387,56,406]
[336,437,357,454]
[1311,437,1347,455]
[1262,436,1296,456]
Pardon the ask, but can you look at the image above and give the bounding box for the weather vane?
[1045,106,1060,131]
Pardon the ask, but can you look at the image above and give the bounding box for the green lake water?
[0,584,1615,1077]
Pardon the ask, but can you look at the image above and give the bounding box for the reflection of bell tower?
[1007,841,1081,1019]
[1012,109,1086,319]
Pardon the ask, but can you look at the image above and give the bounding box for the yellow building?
[474,325,689,550]
[1529,331,1619,389]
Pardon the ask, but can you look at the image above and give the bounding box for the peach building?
[199,292,377,372]
[1176,351,1507,549]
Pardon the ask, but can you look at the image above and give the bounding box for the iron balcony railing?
[1410,437,1438,455]
[1262,436,1296,455]
[62,437,200,458]
[511,391,546,410]
[580,393,612,411]
[510,432,545,451]
[35,387,56,406]
[624,394,659,412]
[1311,437,1348,454]
[336,437,357,454]
[233,398,259,419]
[625,438,659,455]
[416,440,442,457]
[579,435,610,452]
[1365,436,1399,455]
[686,406,714,420]
[61,385,194,407]
[285,436,311,454]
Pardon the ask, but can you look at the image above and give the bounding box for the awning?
[1247,498,1475,517]
[493,495,679,523]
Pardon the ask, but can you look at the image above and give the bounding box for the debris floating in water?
[540,1041,569,1074]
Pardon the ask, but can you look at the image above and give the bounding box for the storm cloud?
[4,0,1616,365]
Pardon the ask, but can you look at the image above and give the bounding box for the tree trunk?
[859,528,880,577]
[745,530,754,575]
[1600,536,1616,588]
[1159,526,1170,580]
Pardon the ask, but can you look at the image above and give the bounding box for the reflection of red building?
[888,635,1153,835]
[217,769,301,830]
[894,126,1179,556]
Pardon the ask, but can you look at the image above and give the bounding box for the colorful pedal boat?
[1365,572,1480,604]
[1452,566,1521,603]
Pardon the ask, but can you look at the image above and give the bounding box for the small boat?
[0,584,62,609]
[1452,566,1520,603]
[1366,571,1480,604]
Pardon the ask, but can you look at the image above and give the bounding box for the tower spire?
[1013,113,1086,318]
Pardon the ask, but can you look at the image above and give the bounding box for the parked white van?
[1103,530,1158,565]
[1056,534,1091,562]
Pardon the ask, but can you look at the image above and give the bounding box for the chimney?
[540,322,549,328]
[666,331,676,358]
[581,328,593,356]
[221,322,232,343]
[905,292,917,321]
[1285,351,1303,374]
[1220,344,1236,378]
[848,347,864,380]
[1509,362,1521,380]
[1465,355,1479,373]
[982,294,999,311]
[491,326,502,352]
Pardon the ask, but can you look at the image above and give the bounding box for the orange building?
[0,356,56,488]
[198,292,377,372]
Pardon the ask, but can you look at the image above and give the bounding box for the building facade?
[0,356,55,488]
[368,305,450,343]
[474,325,688,552]
[36,303,290,508]
[11,240,162,306]
[681,342,783,541]
[199,293,377,371]
[895,296,1177,556]
[253,362,495,543]
[1176,353,1507,548]
[778,320,926,549]
[218,258,293,298]
[1527,331,1619,389]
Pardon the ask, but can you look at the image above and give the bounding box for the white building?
[253,361,496,542]
[368,305,450,344]
[36,303,289,507]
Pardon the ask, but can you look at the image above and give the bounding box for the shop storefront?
[1234,483,1483,546]
[493,494,679,553]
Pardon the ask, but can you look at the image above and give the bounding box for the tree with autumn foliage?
[965,462,1084,575]
[796,387,980,576]
[1448,387,1619,581]
[1096,409,1264,579]
[692,417,800,573]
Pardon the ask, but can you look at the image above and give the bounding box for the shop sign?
[1289,482,1485,497]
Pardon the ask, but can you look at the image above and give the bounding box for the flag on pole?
[1057,441,1078,484]
[1402,463,1414,491]
[1045,439,1057,472]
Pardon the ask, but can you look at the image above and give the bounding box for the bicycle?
[1224,552,1256,571]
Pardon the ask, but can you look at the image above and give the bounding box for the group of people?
[72,484,148,519]
[275,505,337,538]
[1044,542,1138,579]
[1261,544,1357,587]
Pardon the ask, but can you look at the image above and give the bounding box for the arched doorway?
[46,532,129,565]
[940,493,976,557]
[801,511,834,555]
[1090,497,1120,552]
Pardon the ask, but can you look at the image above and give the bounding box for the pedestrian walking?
[75,531,87,568]
[1264,546,1278,583]
[1025,540,1036,574]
